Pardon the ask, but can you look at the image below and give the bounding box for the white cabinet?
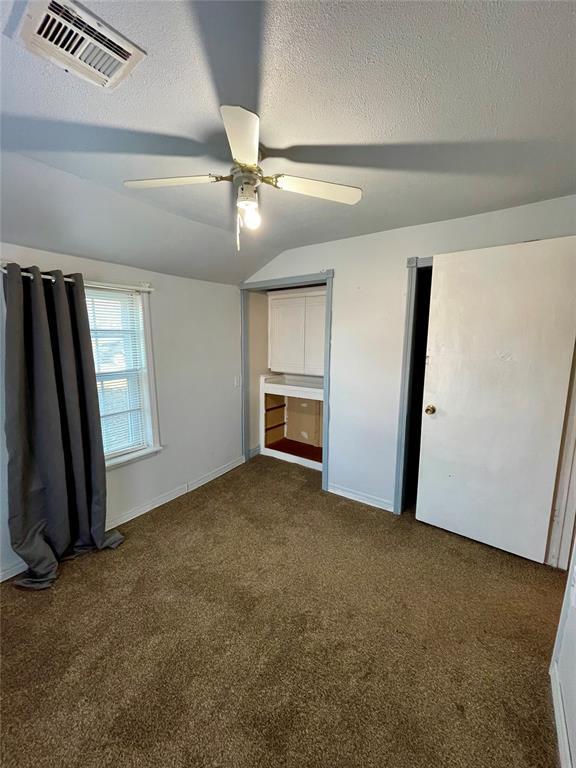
[269,296,306,373]
[304,295,325,375]
[268,288,326,375]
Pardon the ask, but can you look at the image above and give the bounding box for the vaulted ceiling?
[1,1,575,283]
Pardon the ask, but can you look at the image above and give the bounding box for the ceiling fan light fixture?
[236,180,259,210]
[123,105,363,247]
[236,180,261,229]
[242,206,261,230]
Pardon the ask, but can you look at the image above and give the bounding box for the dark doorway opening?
[402,266,432,511]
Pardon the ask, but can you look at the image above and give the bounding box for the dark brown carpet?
[0,456,565,768]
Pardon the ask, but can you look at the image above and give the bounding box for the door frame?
[240,270,334,491]
[547,344,576,570]
[394,256,433,514]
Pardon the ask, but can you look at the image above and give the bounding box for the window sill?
[105,445,163,471]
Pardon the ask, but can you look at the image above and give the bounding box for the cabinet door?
[304,295,326,375]
[269,297,306,373]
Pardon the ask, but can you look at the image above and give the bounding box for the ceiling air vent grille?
[19,0,146,89]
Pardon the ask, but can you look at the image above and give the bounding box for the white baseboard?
[110,455,246,527]
[0,558,27,582]
[261,446,322,471]
[1,456,246,582]
[186,456,245,492]
[328,483,393,512]
[107,484,189,528]
[247,446,260,459]
[550,661,573,768]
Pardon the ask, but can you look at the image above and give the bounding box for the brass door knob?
[425,405,436,415]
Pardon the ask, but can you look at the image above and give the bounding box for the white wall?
[246,195,576,511]
[1,243,243,580]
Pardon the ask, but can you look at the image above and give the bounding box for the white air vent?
[19,0,146,88]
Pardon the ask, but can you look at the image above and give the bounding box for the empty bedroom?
[1,2,575,767]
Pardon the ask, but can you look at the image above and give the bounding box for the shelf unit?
[259,374,324,471]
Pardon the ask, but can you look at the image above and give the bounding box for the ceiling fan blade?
[124,174,225,189]
[220,106,259,166]
[267,175,362,205]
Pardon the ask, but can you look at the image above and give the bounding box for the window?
[85,285,160,466]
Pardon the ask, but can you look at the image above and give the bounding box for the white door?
[269,297,306,373]
[557,586,576,762]
[304,295,326,375]
[552,535,576,767]
[416,237,576,562]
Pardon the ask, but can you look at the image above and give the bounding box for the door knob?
[425,405,436,415]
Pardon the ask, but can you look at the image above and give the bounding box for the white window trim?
[137,290,162,461]
[106,445,163,471]
[87,284,162,470]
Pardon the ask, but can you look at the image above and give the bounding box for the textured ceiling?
[1,0,575,283]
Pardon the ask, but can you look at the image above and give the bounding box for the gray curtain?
[3,263,123,589]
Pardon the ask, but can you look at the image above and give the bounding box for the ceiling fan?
[123,106,362,249]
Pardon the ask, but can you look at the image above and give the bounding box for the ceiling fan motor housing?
[236,178,259,209]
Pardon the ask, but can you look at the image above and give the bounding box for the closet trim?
[240,271,334,491]
[244,271,333,291]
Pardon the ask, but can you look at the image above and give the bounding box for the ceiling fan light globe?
[237,198,258,210]
[243,207,261,230]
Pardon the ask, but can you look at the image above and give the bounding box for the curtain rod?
[0,265,153,293]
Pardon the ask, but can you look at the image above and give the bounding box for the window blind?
[85,287,150,458]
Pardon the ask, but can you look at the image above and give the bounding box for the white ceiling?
[1,0,575,283]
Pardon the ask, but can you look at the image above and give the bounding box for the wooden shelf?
[267,438,322,463]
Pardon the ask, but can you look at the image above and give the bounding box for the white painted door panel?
[552,542,576,767]
[304,295,326,375]
[269,297,306,373]
[557,601,576,760]
[416,237,576,562]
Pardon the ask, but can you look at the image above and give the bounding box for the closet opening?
[240,272,334,489]
[401,265,432,511]
[264,394,323,464]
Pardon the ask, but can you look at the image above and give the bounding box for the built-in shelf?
[260,374,323,471]
[262,374,324,401]
[265,422,286,431]
[267,438,322,464]
[265,404,286,413]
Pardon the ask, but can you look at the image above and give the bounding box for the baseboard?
[261,446,322,472]
[550,661,573,768]
[111,455,246,527]
[107,483,189,528]
[186,456,245,492]
[247,446,260,459]
[1,456,247,581]
[0,558,27,582]
[328,483,394,512]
